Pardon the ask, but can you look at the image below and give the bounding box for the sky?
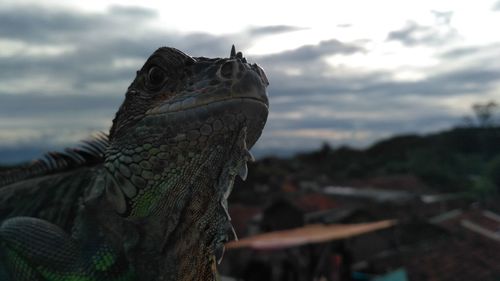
[1,0,500,160]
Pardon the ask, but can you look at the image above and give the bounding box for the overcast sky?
[1,0,500,158]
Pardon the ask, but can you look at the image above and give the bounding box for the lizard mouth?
[146,96,268,116]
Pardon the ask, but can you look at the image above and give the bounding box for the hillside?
[231,126,500,205]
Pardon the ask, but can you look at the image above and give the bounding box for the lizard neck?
[100,127,250,280]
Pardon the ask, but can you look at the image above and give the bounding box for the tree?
[472,101,498,127]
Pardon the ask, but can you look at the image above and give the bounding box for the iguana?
[0,45,269,281]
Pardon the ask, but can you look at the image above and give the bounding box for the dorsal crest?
[0,133,109,187]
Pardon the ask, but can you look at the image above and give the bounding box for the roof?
[322,186,416,203]
[228,204,262,236]
[431,208,500,242]
[226,220,396,250]
[370,238,500,281]
[292,193,338,212]
[357,210,500,281]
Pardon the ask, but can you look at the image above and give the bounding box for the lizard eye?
[147,66,167,88]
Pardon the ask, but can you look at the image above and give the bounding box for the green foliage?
[485,155,500,192]
[470,176,496,200]
[407,149,462,192]
[326,127,500,192]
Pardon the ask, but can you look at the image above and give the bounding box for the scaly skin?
[0,46,269,281]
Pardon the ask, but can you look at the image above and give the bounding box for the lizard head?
[109,46,268,147]
[104,46,269,218]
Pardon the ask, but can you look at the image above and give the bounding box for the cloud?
[386,21,457,47]
[439,46,480,59]
[494,1,500,11]
[0,6,97,43]
[0,93,119,148]
[248,25,306,36]
[108,5,159,18]
[431,10,453,25]
[0,4,159,44]
[260,39,364,64]
[0,4,240,97]
[263,60,499,102]
[0,93,121,117]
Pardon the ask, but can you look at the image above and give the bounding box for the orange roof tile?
[226,220,396,250]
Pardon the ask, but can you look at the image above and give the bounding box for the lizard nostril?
[219,61,234,79]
